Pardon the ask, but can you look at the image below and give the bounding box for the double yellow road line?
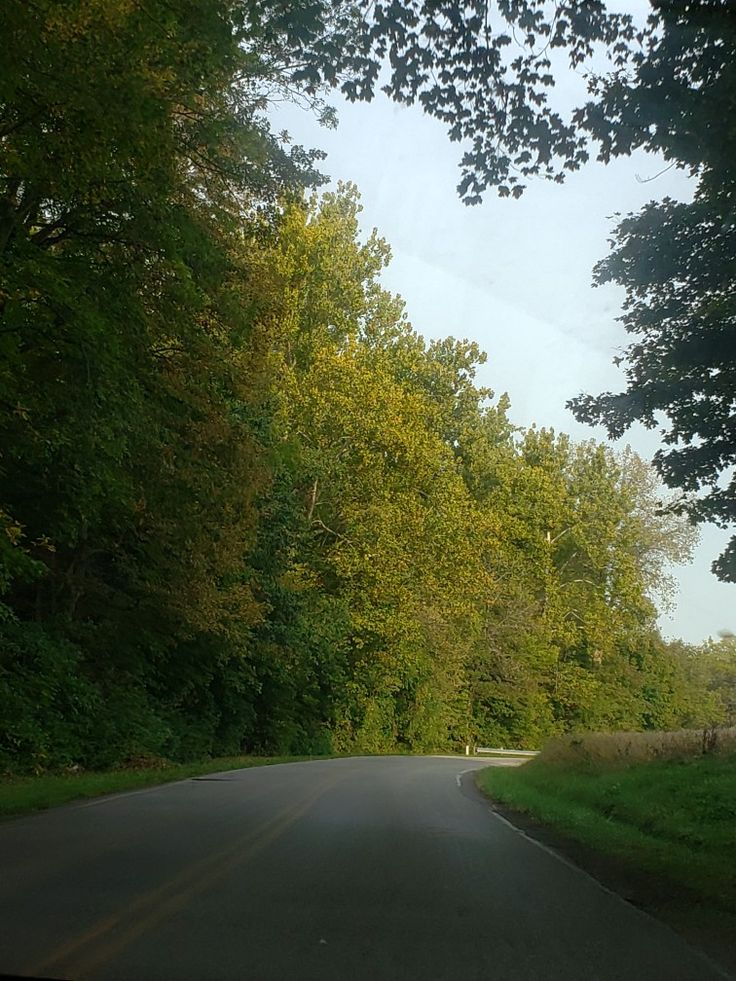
[32,780,331,979]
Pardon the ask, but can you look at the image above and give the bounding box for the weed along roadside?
[0,755,341,820]
[476,728,736,976]
[0,750,461,820]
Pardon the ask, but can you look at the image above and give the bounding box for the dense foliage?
[282,0,736,581]
[1,1,733,773]
[0,178,719,771]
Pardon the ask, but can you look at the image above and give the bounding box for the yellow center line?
[32,778,335,979]
[10,775,276,895]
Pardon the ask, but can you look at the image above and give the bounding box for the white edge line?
[455,768,483,788]
[482,801,734,981]
[488,804,584,875]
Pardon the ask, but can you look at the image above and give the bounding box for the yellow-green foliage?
[539,727,736,767]
[0,3,720,771]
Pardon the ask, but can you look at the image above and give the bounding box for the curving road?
[0,756,729,980]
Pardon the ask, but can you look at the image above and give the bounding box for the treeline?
[1,2,732,772]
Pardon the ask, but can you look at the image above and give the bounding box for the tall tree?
[463,425,698,744]
[0,0,323,770]
[279,0,736,579]
[255,189,492,752]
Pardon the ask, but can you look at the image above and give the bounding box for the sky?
[271,3,734,643]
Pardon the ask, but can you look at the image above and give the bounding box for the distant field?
[536,727,736,766]
[477,731,736,914]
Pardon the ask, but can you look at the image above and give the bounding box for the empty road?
[0,756,728,980]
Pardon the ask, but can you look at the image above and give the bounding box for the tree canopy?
[568,4,736,581]
[0,1,731,773]
[283,0,736,581]
[281,0,638,203]
[0,173,708,769]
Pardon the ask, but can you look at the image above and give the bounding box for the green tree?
[569,186,736,580]
[0,0,324,770]
[3,0,724,767]
[286,0,638,202]
[280,1,736,580]
[671,635,736,728]
[256,190,493,752]
[463,425,698,744]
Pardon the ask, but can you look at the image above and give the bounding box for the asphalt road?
[0,756,729,981]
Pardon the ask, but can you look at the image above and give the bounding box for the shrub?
[0,621,100,773]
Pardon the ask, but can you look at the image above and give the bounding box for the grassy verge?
[0,755,332,819]
[477,752,736,913]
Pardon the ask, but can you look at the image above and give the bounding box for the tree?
[281,1,736,580]
[286,0,640,203]
[0,0,325,770]
[0,0,324,624]
[462,424,698,744]
[2,0,725,768]
[569,187,736,579]
[257,189,491,752]
[567,3,736,580]
[671,635,736,728]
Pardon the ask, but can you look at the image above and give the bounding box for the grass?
[0,754,332,819]
[0,746,472,819]
[477,749,736,913]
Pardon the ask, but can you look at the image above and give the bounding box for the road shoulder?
[477,781,736,979]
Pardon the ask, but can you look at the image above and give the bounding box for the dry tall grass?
[539,726,736,766]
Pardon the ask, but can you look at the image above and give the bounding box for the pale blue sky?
[272,4,734,643]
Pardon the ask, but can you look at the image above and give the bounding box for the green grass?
[0,755,332,819]
[477,753,736,912]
